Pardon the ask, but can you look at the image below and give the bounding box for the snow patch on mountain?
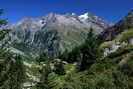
[79,13,89,21]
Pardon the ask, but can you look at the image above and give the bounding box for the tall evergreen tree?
[36,61,53,89]
[0,9,7,27]
[2,55,26,89]
[79,28,101,71]
[0,9,11,89]
[0,9,26,89]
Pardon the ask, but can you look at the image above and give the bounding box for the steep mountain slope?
[10,13,109,56]
[98,10,133,42]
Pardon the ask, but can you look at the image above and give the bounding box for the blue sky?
[0,0,133,24]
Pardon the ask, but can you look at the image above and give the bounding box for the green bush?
[88,63,106,73]
[81,69,132,89]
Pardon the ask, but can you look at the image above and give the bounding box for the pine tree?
[36,61,53,89]
[0,9,26,89]
[79,28,101,71]
[0,9,11,89]
[0,45,26,89]
[0,9,7,27]
[0,36,26,89]
[3,55,26,89]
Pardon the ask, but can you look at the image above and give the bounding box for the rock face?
[98,10,133,42]
[103,37,133,56]
[104,42,128,56]
[10,13,110,56]
[129,38,133,44]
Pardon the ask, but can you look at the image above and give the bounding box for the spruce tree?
[79,28,101,71]
[36,61,53,89]
[0,9,7,27]
[0,32,26,89]
[0,40,26,89]
[0,9,26,89]
[4,55,26,89]
[0,9,11,89]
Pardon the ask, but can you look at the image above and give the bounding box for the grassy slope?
[24,60,76,89]
[100,28,133,49]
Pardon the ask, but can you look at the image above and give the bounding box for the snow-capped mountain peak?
[79,13,89,21]
[71,13,76,16]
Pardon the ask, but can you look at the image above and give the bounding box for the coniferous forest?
[0,7,133,89]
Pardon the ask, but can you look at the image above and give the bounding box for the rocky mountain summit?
[9,12,110,56]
